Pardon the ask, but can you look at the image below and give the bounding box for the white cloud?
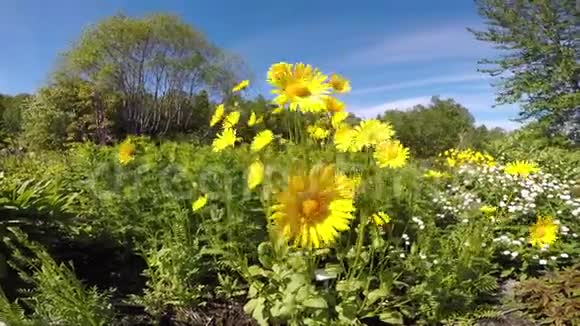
[343,23,492,66]
[351,96,433,118]
[352,73,489,95]
[350,93,520,120]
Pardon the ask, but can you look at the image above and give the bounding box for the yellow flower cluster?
[440,148,495,167]
[332,119,409,169]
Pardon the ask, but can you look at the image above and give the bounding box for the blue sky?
[0,0,521,130]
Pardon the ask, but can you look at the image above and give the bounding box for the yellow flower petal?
[232,80,250,92]
[271,106,284,114]
[372,212,391,226]
[210,104,225,127]
[192,195,208,211]
[331,112,349,129]
[324,96,346,113]
[251,130,274,152]
[329,74,351,93]
[248,160,265,190]
[223,111,241,129]
[212,128,238,152]
[248,111,257,126]
[423,169,449,179]
[118,139,136,165]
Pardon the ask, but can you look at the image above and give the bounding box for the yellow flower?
[269,62,331,113]
[248,111,257,126]
[192,195,208,211]
[307,125,330,140]
[270,164,356,248]
[479,205,497,215]
[212,128,238,152]
[267,62,292,88]
[331,112,349,129]
[424,169,448,179]
[223,111,240,129]
[251,130,274,152]
[210,104,225,127]
[247,160,265,190]
[232,80,250,92]
[256,115,264,124]
[329,74,351,93]
[374,141,409,168]
[324,96,346,113]
[505,160,539,177]
[529,215,558,248]
[372,212,391,226]
[118,139,136,165]
[333,125,361,152]
[355,119,395,148]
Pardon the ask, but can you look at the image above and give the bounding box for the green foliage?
[0,287,39,326]
[508,265,580,325]
[471,0,579,129]
[2,228,114,326]
[242,240,329,326]
[20,88,71,150]
[405,220,498,323]
[489,122,580,179]
[0,93,31,136]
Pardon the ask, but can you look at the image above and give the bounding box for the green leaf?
[336,299,358,323]
[500,267,514,278]
[379,311,403,325]
[366,287,389,305]
[302,297,327,309]
[257,242,274,269]
[323,263,343,277]
[248,265,265,277]
[252,298,268,326]
[248,282,261,298]
[243,298,260,314]
[287,274,307,293]
[295,285,310,302]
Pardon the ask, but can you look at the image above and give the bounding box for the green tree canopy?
[470,0,579,127]
[0,94,31,134]
[55,13,248,138]
[379,97,478,158]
